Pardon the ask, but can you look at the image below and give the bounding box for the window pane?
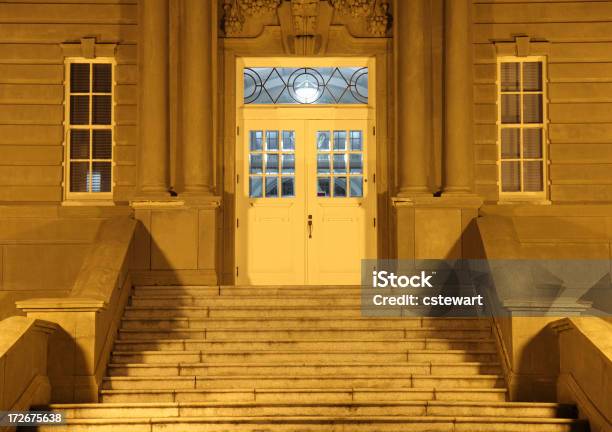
[333,131,347,151]
[317,177,331,197]
[265,177,278,197]
[317,154,331,174]
[70,63,90,93]
[281,177,295,197]
[70,130,90,159]
[92,95,112,124]
[70,162,90,192]
[249,176,263,198]
[333,154,347,174]
[523,94,543,123]
[349,154,363,174]
[334,177,347,197]
[523,129,543,158]
[93,64,112,93]
[501,161,521,192]
[70,95,89,125]
[501,94,520,124]
[282,131,295,151]
[265,154,279,174]
[501,62,520,92]
[317,131,330,151]
[523,62,542,91]
[249,154,263,174]
[250,131,263,151]
[92,130,112,159]
[92,162,112,192]
[501,128,520,159]
[350,176,363,197]
[281,154,295,174]
[349,130,363,151]
[266,130,279,150]
[524,161,544,192]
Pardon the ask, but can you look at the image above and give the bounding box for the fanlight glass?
[244,67,368,105]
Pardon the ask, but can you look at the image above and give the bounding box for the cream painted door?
[236,119,306,285]
[306,120,376,285]
[236,112,376,285]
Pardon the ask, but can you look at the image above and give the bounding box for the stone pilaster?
[138,0,170,197]
[443,0,474,194]
[394,0,430,196]
[180,0,214,195]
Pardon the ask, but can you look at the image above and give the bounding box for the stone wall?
[0,1,138,203]
[472,0,612,202]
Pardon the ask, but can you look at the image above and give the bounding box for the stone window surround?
[60,38,117,205]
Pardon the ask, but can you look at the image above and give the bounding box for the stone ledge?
[16,298,107,313]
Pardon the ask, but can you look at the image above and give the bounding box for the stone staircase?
[33,285,588,431]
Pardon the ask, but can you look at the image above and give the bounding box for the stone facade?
[0,1,611,429]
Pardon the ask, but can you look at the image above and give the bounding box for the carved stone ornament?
[291,0,319,35]
[222,0,391,37]
[222,0,282,36]
[329,0,390,36]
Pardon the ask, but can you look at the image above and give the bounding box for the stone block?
[198,208,218,270]
[150,209,198,270]
[3,244,90,292]
[415,208,462,259]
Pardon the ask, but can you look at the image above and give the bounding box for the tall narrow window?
[65,59,114,199]
[498,57,547,199]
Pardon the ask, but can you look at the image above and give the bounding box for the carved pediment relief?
[222,0,391,45]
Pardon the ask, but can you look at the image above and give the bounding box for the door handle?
[307,215,313,239]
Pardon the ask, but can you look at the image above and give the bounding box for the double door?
[236,109,376,285]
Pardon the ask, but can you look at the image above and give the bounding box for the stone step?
[125,305,366,318]
[50,401,577,420]
[113,338,497,352]
[107,363,503,378]
[120,317,492,331]
[125,388,509,403]
[130,296,363,307]
[106,361,504,381]
[133,285,477,298]
[110,349,500,364]
[102,369,505,391]
[33,415,589,432]
[117,327,493,341]
[134,285,364,295]
[99,387,509,404]
[124,306,483,319]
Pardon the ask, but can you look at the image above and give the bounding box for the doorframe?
[221,33,391,285]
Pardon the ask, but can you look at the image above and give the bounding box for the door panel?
[306,120,375,285]
[236,120,305,285]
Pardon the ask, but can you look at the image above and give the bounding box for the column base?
[133,187,172,202]
[442,186,473,196]
[396,186,432,198]
[180,186,215,197]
